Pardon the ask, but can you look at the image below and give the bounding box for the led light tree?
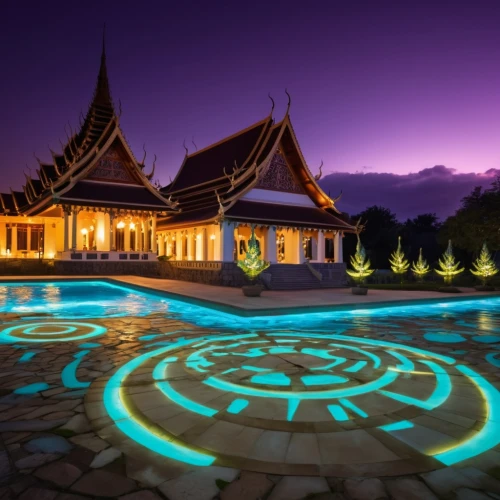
[411,248,430,282]
[435,240,464,285]
[471,242,498,285]
[346,235,374,286]
[237,227,270,283]
[389,236,410,284]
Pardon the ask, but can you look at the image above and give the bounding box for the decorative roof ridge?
[164,117,275,197]
[185,115,272,159]
[283,117,344,215]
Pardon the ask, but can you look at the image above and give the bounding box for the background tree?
[389,236,410,283]
[343,206,400,269]
[441,177,500,259]
[411,248,430,281]
[346,236,374,285]
[471,242,499,285]
[435,240,464,284]
[402,213,441,265]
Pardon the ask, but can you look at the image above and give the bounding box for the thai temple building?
[157,100,355,269]
[0,41,174,262]
[0,38,356,286]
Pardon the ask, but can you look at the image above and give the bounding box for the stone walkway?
[0,290,499,498]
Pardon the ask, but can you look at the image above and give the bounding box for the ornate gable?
[87,145,139,184]
[256,150,305,194]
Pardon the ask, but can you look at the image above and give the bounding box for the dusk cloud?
[320,166,500,221]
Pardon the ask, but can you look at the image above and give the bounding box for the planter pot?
[475,285,496,292]
[438,286,462,293]
[242,285,263,297]
[352,286,368,296]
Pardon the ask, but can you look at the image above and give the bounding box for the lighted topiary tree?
[471,242,498,286]
[237,227,270,285]
[411,248,430,282]
[435,240,464,285]
[346,236,374,287]
[389,236,410,284]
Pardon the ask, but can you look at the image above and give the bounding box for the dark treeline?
[343,176,500,271]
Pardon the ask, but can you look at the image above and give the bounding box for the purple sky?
[1,1,499,218]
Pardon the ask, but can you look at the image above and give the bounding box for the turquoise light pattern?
[18,351,37,363]
[433,365,500,466]
[301,374,348,386]
[328,404,349,421]
[472,335,500,344]
[103,340,216,466]
[339,398,368,418]
[424,333,466,343]
[227,399,249,414]
[97,326,500,468]
[0,322,107,343]
[61,350,91,389]
[379,420,414,432]
[14,382,50,394]
[486,353,500,368]
[379,360,452,410]
[251,372,291,386]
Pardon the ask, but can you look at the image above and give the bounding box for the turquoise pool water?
[1,280,500,332]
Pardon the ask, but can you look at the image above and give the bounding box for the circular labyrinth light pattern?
[0,322,107,343]
[101,332,500,472]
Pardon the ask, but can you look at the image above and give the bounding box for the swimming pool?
[1,279,500,335]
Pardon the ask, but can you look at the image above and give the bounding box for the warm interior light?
[80,228,88,235]
[117,221,125,229]
[210,235,216,240]
[129,222,136,230]
[47,252,55,259]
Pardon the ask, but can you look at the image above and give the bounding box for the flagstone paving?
[0,302,498,499]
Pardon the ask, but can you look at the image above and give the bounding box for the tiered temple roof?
[159,103,355,232]
[0,38,174,216]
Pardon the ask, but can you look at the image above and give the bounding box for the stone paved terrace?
[0,277,498,499]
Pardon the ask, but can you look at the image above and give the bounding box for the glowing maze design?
[0,322,107,344]
[101,332,500,471]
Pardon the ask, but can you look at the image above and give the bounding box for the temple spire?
[91,24,114,110]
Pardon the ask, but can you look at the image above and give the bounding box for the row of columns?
[219,223,343,264]
[63,208,157,252]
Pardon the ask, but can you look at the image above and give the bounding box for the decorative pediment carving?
[88,146,137,184]
[256,151,305,194]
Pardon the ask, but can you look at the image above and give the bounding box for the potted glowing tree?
[346,236,374,295]
[435,240,464,292]
[238,228,270,297]
[471,242,498,291]
[389,236,410,285]
[411,248,430,282]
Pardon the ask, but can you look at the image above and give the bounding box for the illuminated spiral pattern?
[0,322,107,343]
[99,332,500,472]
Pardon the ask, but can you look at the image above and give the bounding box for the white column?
[202,228,208,260]
[151,217,157,253]
[220,222,235,262]
[187,230,194,260]
[11,225,17,256]
[317,231,325,263]
[295,229,305,264]
[334,231,343,263]
[266,226,277,264]
[109,212,115,251]
[71,210,78,250]
[176,232,182,260]
[63,210,69,251]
